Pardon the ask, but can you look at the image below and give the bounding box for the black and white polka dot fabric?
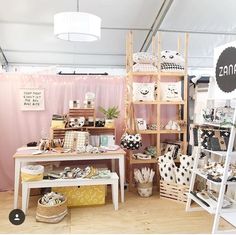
[159,152,176,183]
[159,152,194,186]
[179,154,194,170]
[159,162,176,183]
[175,167,191,186]
[120,133,142,150]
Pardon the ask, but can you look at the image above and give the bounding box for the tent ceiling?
[0,0,236,70]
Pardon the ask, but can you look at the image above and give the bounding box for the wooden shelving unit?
[125,31,189,191]
[51,108,115,139]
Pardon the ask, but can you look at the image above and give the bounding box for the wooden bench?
[22,172,119,214]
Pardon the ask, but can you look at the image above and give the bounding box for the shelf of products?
[192,169,236,185]
[188,192,236,215]
[125,31,189,191]
[186,97,236,233]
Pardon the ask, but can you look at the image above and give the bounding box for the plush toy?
[84,92,95,108]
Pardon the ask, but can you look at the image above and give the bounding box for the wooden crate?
[69,108,95,118]
[160,180,189,203]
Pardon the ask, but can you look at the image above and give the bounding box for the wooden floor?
[0,190,233,234]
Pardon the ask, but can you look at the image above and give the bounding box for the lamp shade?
[54,12,101,42]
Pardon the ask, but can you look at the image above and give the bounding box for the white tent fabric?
[0,0,236,74]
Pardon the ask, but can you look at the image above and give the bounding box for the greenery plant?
[99,106,120,119]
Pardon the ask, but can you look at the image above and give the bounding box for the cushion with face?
[161,50,184,66]
[133,82,155,101]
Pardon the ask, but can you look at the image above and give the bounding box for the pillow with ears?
[161,50,184,66]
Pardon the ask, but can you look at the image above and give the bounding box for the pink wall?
[0,74,125,191]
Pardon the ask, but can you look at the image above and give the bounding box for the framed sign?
[20,88,45,111]
[213,41,236,99]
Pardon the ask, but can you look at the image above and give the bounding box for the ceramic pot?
[105,119,115,128]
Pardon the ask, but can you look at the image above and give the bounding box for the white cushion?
[133,52,158,64]
[161,50,184,66]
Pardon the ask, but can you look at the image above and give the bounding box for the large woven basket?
[36,197,68,223]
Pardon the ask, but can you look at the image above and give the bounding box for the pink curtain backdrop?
[0,74,126,191]
[0,74,179,191]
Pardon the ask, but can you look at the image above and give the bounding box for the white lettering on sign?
[20,89,45,111]
[219,64,236,76]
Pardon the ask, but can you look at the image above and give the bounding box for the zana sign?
[215,46,236,93]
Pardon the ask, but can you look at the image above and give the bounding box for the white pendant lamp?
[54,0,101,42]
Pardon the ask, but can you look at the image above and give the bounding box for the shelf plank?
[52,127,115,131]
[133,101,158,104]
[128,71,186,77]
[159,101,185,105]
[188,193,236,215]
[203,149,236,158]
[130,158,157,164]
[188,193,215,214]
[159,130,186,134]
[193,169,236,186]
[160,71,185,77]
[132,100,185,105]
[202,122,232,128]
[139,130,158,134]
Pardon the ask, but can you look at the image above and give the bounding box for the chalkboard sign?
[20,89,45,111]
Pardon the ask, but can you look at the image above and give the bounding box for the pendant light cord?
[77,0,79,12]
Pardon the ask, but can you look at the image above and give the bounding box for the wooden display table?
[13,148,125,209]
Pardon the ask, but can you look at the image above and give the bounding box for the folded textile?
[161,62,184,71]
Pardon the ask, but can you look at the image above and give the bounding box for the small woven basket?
[36,197,68,223]
[137,182,153,197]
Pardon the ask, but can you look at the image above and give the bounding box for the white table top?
[13,147,126,159]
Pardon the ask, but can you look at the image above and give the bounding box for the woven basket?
[137,182,153,197]
[36,197,68,223]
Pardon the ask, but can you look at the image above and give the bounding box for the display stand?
[125,31,189,191]
[186,100,236,233]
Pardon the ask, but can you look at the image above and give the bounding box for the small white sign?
[20,88,45,111]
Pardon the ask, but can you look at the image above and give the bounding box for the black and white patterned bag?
[120,103,142,150]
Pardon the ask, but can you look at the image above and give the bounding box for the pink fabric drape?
[0,74,125,191]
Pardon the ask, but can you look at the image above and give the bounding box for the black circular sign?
[9,209,25,225]
[215,46,236,93]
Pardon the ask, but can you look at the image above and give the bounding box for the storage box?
[21,165,44,182]
[52,185,106,207]
[160,180,189,203]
